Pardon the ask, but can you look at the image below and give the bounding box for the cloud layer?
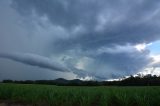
[0,0,160,80]
[0,52,70,72]
[0,52,98,79]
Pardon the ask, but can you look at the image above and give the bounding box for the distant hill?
[54,78,69,84]
[2,74,160,86]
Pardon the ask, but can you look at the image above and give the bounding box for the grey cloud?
[58,46,152,79]
[0,52,97,79]
[92,51,151,78]
[11,0,102,28]
[0,0,77,80]
[12,0,160,50]
[1,0,160,80]
[95,51,151,75]
[12,0,160,46]
[0,52,70,72]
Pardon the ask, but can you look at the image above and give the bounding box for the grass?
[0,83,160,106]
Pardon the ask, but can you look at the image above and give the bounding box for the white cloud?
[138,54,160,76]
[75,57,93,70]
[149,55,160,67]
[134,43,147,52]
[98,44,137,54]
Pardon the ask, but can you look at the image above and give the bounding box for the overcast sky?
[0,0,160,80]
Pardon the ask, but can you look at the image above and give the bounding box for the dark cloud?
[0,52,103,79]
[0,0,160,80]
[94,51,152,76]
[12,0,160,45]
[11,0,102,28]
[0,52,70,72]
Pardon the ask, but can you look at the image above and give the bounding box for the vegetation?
[3,74,160,86]
[1,74,160,105]
[0,83,160,106]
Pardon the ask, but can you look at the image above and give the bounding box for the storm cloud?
[0,0,160,80]
[0,52,100,79]
[12,0,160,45]
[0,52,70,72]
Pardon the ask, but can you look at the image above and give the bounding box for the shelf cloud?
[0,0,160,80]
[0,52,70,72]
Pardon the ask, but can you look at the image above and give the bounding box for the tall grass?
[0,83,160,106]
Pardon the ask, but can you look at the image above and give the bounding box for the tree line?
[2,74,160,86]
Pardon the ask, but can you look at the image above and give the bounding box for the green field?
[0,83,160,106]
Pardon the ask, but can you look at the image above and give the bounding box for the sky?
[0,0,160,80]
